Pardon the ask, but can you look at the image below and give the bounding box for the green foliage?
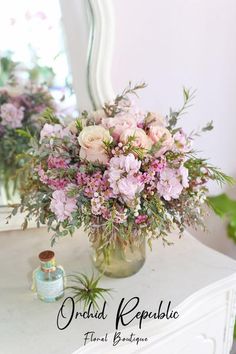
[0,53,18,86]
[40,108,60,124]
[103,81,147,116]
[29,64,55,87]
[167,87,196,129]
[65,273,112,310]
[208,194,236,243]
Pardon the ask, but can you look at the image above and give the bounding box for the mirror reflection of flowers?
[12,83,234,277]
[0,80,56,201]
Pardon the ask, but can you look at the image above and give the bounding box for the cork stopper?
[39,250,55,262]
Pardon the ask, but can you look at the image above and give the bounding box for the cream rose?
[78,125,112,164]
[120,128,153,150]
[148,125,173,157]
[102,114,137,140]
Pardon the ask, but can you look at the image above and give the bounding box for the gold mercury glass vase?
[90,223,146,278]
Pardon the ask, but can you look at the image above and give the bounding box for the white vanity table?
[1,227,236,354]
[1,1,236,353]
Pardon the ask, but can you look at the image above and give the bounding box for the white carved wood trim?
[87,0,115,109]
[73,274,236,354]
[223,289,236,353]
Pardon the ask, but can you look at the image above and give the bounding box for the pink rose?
[145,112,166,127]
[120,128,153,150]
[102,114,137,140]
[78,125,112,164]
[148,125,173,157]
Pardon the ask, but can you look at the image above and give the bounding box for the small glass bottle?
[33,250,65,302]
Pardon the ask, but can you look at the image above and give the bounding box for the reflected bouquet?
[0,83,55,199]
[14,83,232,253]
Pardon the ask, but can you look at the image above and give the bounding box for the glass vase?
[90,224,146,278]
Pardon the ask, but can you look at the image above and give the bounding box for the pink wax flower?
[48,178,69,190]
[47,156,69,169]
[91,195,105,215]
[50,189,77,222]
[150,159,166,173]
[114,209,128,224]
[139,172,153,184]
[135,214,148,224]
[0,103,24,128]
[157,168,183,201]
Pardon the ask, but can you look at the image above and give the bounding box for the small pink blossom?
[150,159,166,173]
[47,156,69,169]
[50,190,77,222]
[0,103,24,128]
[135,214,148,224]
[48,178,69,190]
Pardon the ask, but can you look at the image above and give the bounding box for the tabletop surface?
[1,226,236,354]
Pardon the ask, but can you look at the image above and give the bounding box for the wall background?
[110,0,236,258]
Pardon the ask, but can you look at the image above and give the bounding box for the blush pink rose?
[78,125,112,164]
[120,128,153,150]
[148,125,174,157]
[102,114,137,140]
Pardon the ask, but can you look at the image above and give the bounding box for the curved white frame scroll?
[87,0,115,109]
[60,0,115,111]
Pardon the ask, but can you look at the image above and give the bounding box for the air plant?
[65,272,112,310]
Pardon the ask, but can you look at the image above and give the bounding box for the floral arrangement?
[0,83,55,198]
[14,83,232,250]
